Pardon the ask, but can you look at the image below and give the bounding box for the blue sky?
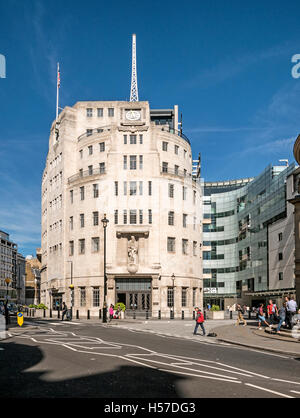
[1,0,300,256]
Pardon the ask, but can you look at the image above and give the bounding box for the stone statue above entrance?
[128,235,138,273]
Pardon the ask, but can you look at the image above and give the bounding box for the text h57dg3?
[292,54,300,79]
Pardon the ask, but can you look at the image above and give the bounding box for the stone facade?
[40,101,203,318]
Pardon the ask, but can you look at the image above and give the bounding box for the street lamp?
[67,260,73,320]
[171,273,175,319]
[101,213,109,323]
[4,278,11,330]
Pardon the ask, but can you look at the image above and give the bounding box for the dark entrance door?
[115,278,152,311]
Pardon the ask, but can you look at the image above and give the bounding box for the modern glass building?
[202,163,295,309]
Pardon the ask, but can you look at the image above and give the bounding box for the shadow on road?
[0,341,185,398]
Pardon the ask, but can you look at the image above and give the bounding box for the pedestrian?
[109,304,114,322]
[193,307,206,336]
[235,304,247,327]
[257,303,270,330]
[61,302,68,321]
[267,299,278,326]
[207,303,211,311]
[276,303,286,334]
[286,296,298,329]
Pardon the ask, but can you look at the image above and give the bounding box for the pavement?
[2,315,300,357]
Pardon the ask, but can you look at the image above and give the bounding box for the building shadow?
[0,341,185,398]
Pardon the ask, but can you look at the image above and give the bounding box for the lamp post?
[171,273,175,319]
[4,278,11,330]
[101,213,109,323]
[67,261,73,320]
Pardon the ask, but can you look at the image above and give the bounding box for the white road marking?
[272,378,300,386]
[290,390,300,394]
[158,369,242,384]
[245,383,294,398]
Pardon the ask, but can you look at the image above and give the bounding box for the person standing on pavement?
[276,303,286,334]
[235,304,247,326]
[61,302,68,321]
[286,296,298,329]
[267,299,278,326]
[109,304,114,322]
[193,307,206,336]
[257,303,270,330]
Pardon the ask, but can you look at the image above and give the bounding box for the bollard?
[32,309,35,317]
[230,311,233,319]
[146,310,149,320]
[204,310,207,320]
[193,311,195,320]
[43,309,46,318]
[170,310,174,320]
[133,311,136,320]
[76,310,79,319]
[158,310,161,320]
[248,311,251,320]
[99,309,102,319]
[57,309,60,319]
[182,310,184,320]
[87,310,90,320]
[50,309,52,318]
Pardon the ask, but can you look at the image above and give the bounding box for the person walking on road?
[276,303,286,334]
[257,303,270,330]
[235,304,247,326]
[193,307,206,336]
[61,302,68,321]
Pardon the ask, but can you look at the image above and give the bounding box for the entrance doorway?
[115,278,152,311]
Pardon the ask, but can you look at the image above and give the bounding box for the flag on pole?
[57,63,60,88]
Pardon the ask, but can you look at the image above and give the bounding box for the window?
[139,155,143,169]
[175,145,179,155]
[69,241,74,256]
[87,129,93,136]
[174,165,179,175]
[139,181,143,195]
[162,141,168,151]
[69,216,73,231]
[182,288,187,307]
[139,209,143,224]
[79,149,83,159]
[162,162,168,173]
[115,181,118,196]
[99,162,105,173]
[130,181,137,196]
[123,155,127,170]
[182,239,188,255]
[123,210,127,224]
[168,211,174,226]
[193,190,196,204]
[130,135,137,144]
[79,168,83,178]
[279,272,283,281]
[93,184,99,198]
[167,287,174,308]
[92,237,99,252]
[124,134,127,144]
[184,169,187,177]
[183,214,187,228]
[278,232,283,241]
[80,213,85,228]
[97,108,103,117]
[139,134,143,144]
[88,165,93,175]
[184,149,187,158]
[148,181,152,196]
[97,128,103,133]
[183,186,187,200]
[99,142,105,152]
[168,184,174,198]
[279,252,283,261]
[86,108,93,117]
[93,211,99,226]
[80,186,84,200]
[193,241,197,256]
[167,237,175,252]
[88,145,93,155]
[70,190,74,204]
[148,209,152,224]
[193,288,196,307]
[123,181,127,195]
[79,239,85,254]
[114,210,118,225]
[130,155,137,170]
[130,210,137,224]
[80,287,86,307]
[108,108,114,117]
[93,287,100,307]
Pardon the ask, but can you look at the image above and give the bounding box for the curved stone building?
[40,101,202,318]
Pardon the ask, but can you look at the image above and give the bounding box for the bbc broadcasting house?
[40,101,203,318]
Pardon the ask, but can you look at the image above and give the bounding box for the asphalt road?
[1,319,300,399]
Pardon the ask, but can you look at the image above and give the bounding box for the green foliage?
[211,305,220,311]
[114,303,126,312]
[28,304,38,308]
[37,303,48,310]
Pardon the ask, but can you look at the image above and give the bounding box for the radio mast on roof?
[130,34,139,102]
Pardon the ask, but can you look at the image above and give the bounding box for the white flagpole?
[56,62,60,122]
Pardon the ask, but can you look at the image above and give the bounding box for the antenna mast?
[130,34,139,102]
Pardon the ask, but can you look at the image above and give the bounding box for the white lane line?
[290,390,300,395]
[272,378,300,386]
[244,383,294,398]
[158,369,242,384]
[215,362,271,379]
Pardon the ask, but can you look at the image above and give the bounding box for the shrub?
[114,303,126,312]
[211,305,220,311]
[28,304,38,308]
[37,303,48,310]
